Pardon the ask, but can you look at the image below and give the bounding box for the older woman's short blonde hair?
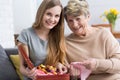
[64,0,89,19]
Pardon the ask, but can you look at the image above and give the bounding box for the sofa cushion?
[0,45,20,80]
[10,54,23,80]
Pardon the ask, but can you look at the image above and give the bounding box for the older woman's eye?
[68,19,73,23]
[76,18,80,21]
[79,0,85,1]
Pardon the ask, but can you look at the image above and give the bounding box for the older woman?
[64,0,120,80]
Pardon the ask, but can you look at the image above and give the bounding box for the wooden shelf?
[92,24,120,38]
[113,32,120,38]
[14,34,19,45]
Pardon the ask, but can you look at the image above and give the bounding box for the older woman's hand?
[70,62,92,80]
[70,64,81,77]
[81,58,97,70]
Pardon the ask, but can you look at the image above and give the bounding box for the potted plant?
[100,8,120,30]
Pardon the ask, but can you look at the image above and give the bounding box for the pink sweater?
[66,27,120,80]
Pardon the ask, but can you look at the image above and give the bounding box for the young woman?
[17,0,67,80]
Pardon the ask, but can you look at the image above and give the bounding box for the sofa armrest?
[0,45,20,80]
[5,47,18,56]
[5,47,19,67]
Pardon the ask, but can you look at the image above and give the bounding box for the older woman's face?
[66,14,90,36]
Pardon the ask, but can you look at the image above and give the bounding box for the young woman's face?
[66,14,90,36]
[42,6,62,30]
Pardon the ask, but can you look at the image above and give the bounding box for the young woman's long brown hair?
[32,0,66,66]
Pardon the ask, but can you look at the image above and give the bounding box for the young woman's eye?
[55,15,60,18]
[46,12,52,16]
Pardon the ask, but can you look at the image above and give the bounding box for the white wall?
[0,0,37,48]
[13,0,37,34]
[87,0,120,23]
[0,0,14,48]
[13,0,120,35]
[1,0,120,48]
[87,0,120,32]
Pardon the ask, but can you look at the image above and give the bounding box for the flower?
[100,8,120,28]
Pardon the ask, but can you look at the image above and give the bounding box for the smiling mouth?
[46,21,55,26]
[73,26,81,31]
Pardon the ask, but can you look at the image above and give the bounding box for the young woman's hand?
[56,62,68,74]
[26,67,37,80]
